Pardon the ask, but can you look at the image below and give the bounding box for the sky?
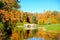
[19,0,60,13]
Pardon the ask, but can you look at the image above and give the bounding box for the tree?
[0,1,4,9]
[56,13,60,23]
[0,0,20,40]
[32,16,37,24]
[0,0,20,10]
[52,11,59,16]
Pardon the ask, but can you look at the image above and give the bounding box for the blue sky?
[19,0,60,13]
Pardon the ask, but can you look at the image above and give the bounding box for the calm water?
[25,37,44,40]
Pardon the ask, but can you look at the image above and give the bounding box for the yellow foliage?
[28,30,33,37]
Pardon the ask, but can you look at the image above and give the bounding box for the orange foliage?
[0,10,20,23]
[36,27,46,38]
[47,31,57,38]
[28,30,33,37]
[11,28,20,40]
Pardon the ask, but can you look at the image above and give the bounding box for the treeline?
[19,11,60,24]
[0,10,60,25]
[21,11,60,24]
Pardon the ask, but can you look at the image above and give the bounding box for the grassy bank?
[38,24,60,31]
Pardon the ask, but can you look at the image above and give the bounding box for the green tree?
[32,16,37,24]
[52,11,59,16]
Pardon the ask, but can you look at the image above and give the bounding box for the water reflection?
[25,37,44,40]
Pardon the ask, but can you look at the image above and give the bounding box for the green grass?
[39,24,60,31]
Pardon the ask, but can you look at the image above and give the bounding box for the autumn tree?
[0,0,20,40]
[56,13,60,23]
[0,0,20,10]
[52,11,59,16]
